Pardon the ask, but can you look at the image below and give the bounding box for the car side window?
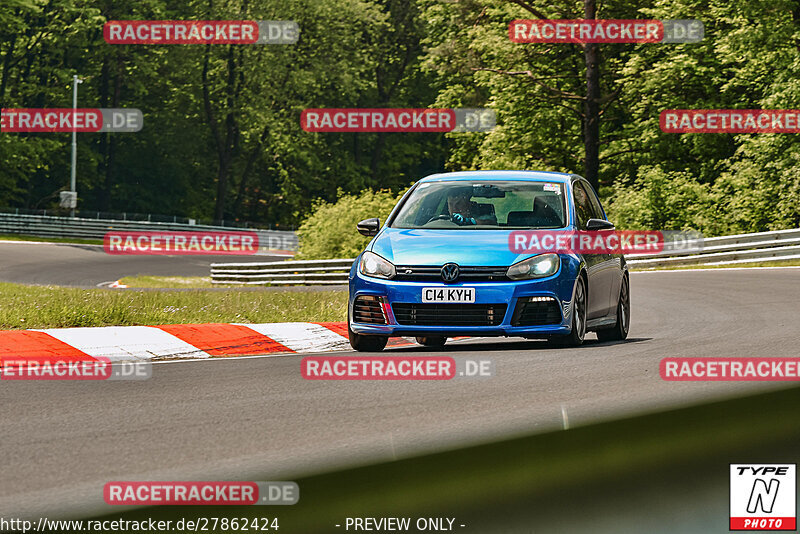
[572,182,594,229]
[582,182,606,220]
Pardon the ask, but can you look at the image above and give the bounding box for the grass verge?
[118,275,216,288]
[0,282,347,329]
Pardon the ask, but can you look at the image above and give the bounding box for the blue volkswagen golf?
[347,171,630,351]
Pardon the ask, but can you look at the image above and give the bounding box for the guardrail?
[211,259,352,285]
[0,212,298,252]
[626,227,800,268]
[210,228,800,285]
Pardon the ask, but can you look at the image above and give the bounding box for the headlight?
[359,251,396,279]
[507,253,560,280]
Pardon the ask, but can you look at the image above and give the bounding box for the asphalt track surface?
[1,267,798,521]
[0,240,284,287]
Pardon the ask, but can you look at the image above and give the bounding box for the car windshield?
[391,180,567,229]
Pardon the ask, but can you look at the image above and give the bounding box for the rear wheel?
[415,336,447,347]
[596,275,630,342]
[347,311,388,352]
[550,276,586,347]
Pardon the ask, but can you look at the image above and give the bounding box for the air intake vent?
[353,295,387,324]
[392,303,506,326]
[511,296,562,326]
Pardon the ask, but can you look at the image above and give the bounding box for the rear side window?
[572,182,595,229]
[582,181,606,220]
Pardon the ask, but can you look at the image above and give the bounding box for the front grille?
[394,265,508,283]
[392,303,507,326]
[353,295,387,324]
[511,297,562,326]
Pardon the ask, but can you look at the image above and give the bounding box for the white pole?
[70,75,79,217]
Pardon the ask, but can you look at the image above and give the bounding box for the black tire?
[415,336,447,347]
[550,276,587,347]
[347,311,388,352]
[596,274,630,342]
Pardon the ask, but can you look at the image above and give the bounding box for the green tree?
[296,189,404,259]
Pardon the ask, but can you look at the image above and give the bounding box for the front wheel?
[348,312,388,352]
[596,274,630,342]
[550,276,586,347]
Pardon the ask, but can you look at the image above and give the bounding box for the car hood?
[369,228,526,266]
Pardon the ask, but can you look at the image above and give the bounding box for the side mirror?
[357,218,381,237]
[586,218,615,231]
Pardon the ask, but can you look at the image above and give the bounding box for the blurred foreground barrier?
[95,386,800,532]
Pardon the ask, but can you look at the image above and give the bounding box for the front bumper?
[348,261,578,337]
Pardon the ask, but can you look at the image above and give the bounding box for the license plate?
[422,287,476,303]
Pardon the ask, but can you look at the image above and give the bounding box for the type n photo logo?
[730,464,796,530]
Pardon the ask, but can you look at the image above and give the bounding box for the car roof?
[418,170,574,183]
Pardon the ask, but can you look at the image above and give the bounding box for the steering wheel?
[425,214,453,224]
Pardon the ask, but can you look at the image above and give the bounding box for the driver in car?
[446,188,479,225]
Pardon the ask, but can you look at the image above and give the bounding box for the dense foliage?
[296,189,403,259]
[1,0,799,235]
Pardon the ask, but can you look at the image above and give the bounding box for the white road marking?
[35,326,210,361]
[96,280,128,288]
[236,322,351,353]
[152,351,302,365]
[12,324,509,368]
[150,336,489,366]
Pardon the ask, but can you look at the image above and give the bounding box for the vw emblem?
[441,263,460,282]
